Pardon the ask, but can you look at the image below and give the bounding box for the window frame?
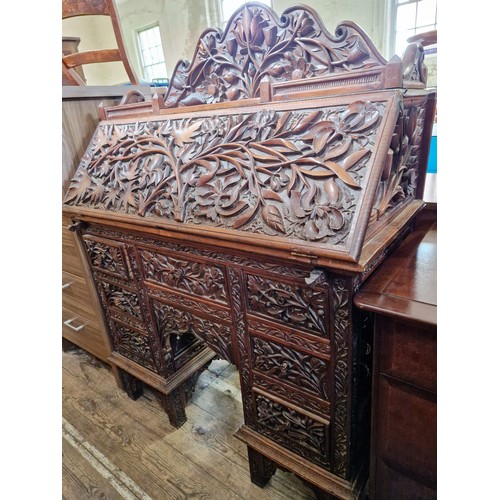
[136,23,168,83]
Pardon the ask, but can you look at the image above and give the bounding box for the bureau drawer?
[62,271,98,321]
[252,392,330,469]
[250,335,328,401]
[377,317,436,392]
[62,307,108,361]
[246,273,327,337]
[62,225,85,278]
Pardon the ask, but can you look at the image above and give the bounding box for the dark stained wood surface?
[354,205,437,325]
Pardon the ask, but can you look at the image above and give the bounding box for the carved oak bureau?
[62,4,436,499]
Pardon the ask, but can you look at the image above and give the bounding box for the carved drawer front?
[138,248,228,304]
[96,280,143,325]
[108,319,158,373]
[253,392,330,469]
[250,335,328,401]
[246,273,327,337]
[82,236,131,280]
[62,307,107,360]
[151,300,234,364]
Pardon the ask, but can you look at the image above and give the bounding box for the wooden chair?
[62,0,139,85]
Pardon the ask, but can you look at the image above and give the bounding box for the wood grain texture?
[63,348,317,499]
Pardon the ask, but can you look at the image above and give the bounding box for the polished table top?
[354,204,437,326]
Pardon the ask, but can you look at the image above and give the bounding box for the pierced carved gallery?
[62,1,437,499]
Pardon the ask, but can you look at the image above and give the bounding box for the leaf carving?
[262,205,286,233]
[341,148,370,170]
[263,189,283,202]
[172,121,203,147]
[233,203,259,229]
[324,161,360,188]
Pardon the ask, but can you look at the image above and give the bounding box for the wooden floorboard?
[62,347,317,499]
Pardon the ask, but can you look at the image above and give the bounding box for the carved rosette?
[163,4,388,107]
[65,100,386,247]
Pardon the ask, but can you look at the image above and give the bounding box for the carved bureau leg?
[117,369,144,400]
[156,388,187,428]
[247,447,277,487]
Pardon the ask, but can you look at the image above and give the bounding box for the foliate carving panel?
[65,99,389,247]
[146,284,232,323]
[83,237,130,279]
[252,373,330,417]
[246,274,326,336]
[251,336,328,399]
[248,317,330,356]
[87,224,313,279]
[110,322,158,373]
[331,278,350,478]
[151,300,233,363]
[98,281,142,320]
[163,4,388,107]
[372,99,427,221]
[254,394,329,468]
[139,249,228,303]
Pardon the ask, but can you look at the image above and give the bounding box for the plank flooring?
[62,347,317,500]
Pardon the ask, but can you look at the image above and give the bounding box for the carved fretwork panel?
[139,249,228,303]
[251,336,328,400]
[109,321,158,373]
[151,300,234,364]
[82,237,130,279]
[65,92,402,260]
[253,393,330,469]
[246,274,327,336]
[162,4,390,108]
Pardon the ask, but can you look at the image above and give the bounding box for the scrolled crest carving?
[163,3,387,108]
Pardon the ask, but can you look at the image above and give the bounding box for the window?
[393,0,437,55]
[137,25,168,83]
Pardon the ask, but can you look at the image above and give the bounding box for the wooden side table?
[354,205,437,500]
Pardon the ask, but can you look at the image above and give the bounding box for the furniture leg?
[156,388,187,428]
[117,368,144,400]
[247,447,277,487]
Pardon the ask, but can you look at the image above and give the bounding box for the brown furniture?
[62,0,139,86]
[62,85,152,360]
[354,205,437,499]
[62,36,86,84]
[62,4,435,499]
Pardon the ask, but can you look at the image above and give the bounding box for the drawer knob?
[62,282,73,290]
[64,318,85,332]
